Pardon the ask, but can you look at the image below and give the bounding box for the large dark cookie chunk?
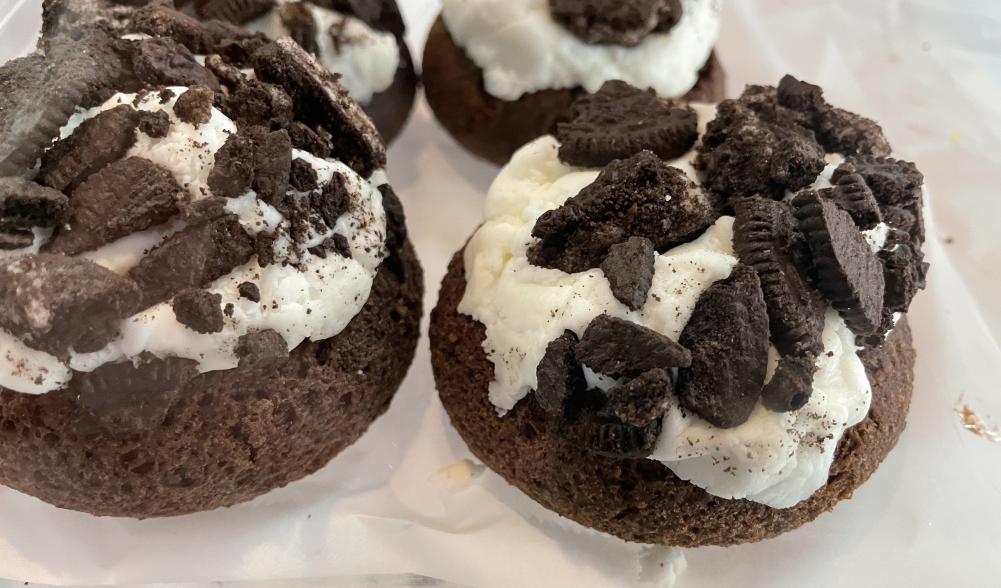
[172,288,225,334]
[0,178,69,245]
[535,330,587,416]
[47,157,184,255]
[38,104,140,193]
[528,150,699,273]
[677,264,770,428]
[824,172,882,229]
[0,254,141,355]
[131,37,220,91]
[556,80,698,167]
[833,156,924,244]
[575,314,691,379]
[549,0,683,46]
[879,230,928,315]
[601,236,656,310]
[733,197,825,358]
[252,38,385,176]
[792,191,885,336]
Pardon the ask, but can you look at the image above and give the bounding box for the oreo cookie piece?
[0,254,141,355]
[528,151,693,273]
[816,107,892,157]
[287,121,333,158]
[138,110,171,138]
[133,3,233,55]
[379,184,407,250]
[252,38,386,176]
[174,85,216,126]
[601,236,655,311]
[676,264,770,428]
[249,128,293,205]
[0,231,34,251]
[575,314,691,379]
[172,288,225,334]
[879,238,927,314]
[0,177,69,234]
[290,157,319,192]
[562,387,663,458]
[880,205,923,245]
[733,197,825,358]
[833,156,923,208]
[235,329,290,369]
[38,104,140,193]
[132,37,220,91]
[129,214,255,306]
[237,281,261,302]
[606,368,672,427]
[76,353,199,435]
[792,191,886,335]
[776,75,825,113]
[208,133,255,198]
[224,79,295,130]
[761,354,816,413]
[196,0,273,23]
[535,330,586,416]
[556,80,698,167]
[47,157,184,255]
[825,172,882,229]
[277,3,320,56]
[549,0,682,46]
[308,234,351,259]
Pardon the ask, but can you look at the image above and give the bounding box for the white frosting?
[441,0,721,101]
[1,86,388,392]
[459,113,883,507]
[247,1,399,104]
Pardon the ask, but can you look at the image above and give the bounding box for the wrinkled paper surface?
[0,0,999,586]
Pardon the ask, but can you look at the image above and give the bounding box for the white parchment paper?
[0,1,999,586]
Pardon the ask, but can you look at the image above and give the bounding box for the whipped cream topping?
[247,2,399,104]
[0,86,388,394]
[441,0,721,101]
[459,105,892,508]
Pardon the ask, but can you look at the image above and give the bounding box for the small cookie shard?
[313,172,351,228]
[224,79,295,129]
[761,354,816,412]
[76,353,199,435]
[277,2,320,55]
[138,110,171,138]
[0,177,69,233]
[132,37,220,91]
[308,234,351,259]
[792,191,886,335]
[38,104,140,193]
[563,388,662,458]
[833,156,924,208]
[208,133,255,198]
[825,172,882,229]
[287,121,333,158]
[129,214,254,306]
[290,158,319,192]
[776,75,825,112]
[0,254,141,355]
[880,205,923,245]
[733,197,825,357]
[252,38,385,176]
[607,368,672,427]
[535,330,586,416]
[47,157,184,255]
[879,235,927,314]
[677,264,770,428]
[379,184,407,250]
[528,151,689,273]
[238,281,261,302]
[549,0,683,46]
[236,329,290,369]
[601,236,655,310]
[576,314,691,379]
[249,127,293,205]
[172,288,225,334]
[197,0,274,23]
[816,107,892,157]
[556,81,698,167]
[173,85,215,126]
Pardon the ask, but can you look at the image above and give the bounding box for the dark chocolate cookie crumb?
[562,387,663,458]
[733,197,825,357]
[0,177,69,233]
[237,281,261,302]
[792,191,886,335]
[379,184,407,250]
[528,150,692,273]
[172,288,225,334]
[287,121,333,158]
[76,353,199,435]
[825,171,882,229]
[277,2,320,55]
[0,231,34,250]
[132,37,220,91]
[0,254,141,355]
[601,236,655,310]
[833,156,923,208]
[879,236,927,314]
[224,79,295,130]
[38,104,140,193]
[677,264,770,428]
[880,205,923,245]
[816,107,892,157]
[173,85,215,126]
[312,171,351,228]
[308,233,352,259]
[208,132,255,198]
[197,0,273,23]
[549,0,683,46]
[248,127,292,205]
[761,354,816,412]
[235,329,290,369]
[137,110,171,138]
[290,157,319,192]
[776,75,825,113]
[576,314,691,379]
[607,368,672,427]
[535,330,586,416]
[47,157,184,255]
[556,80,698,167]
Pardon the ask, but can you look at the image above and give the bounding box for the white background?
[0,1,1000,586]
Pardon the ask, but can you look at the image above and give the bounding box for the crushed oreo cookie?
[549,0,683,46]
[833,156,923,207]
[528,151,692,272]
[535,330,586,416]
[793,191,886,335]
[0,231,34,250]
[47,157,184,255]
[879,235,927,314]
[761,354,816,412]
[38,104,139,193]
[236,329,290,369]
[379,184,406,250]
[208,132,255,198]
[308,233,351,259]
[248,127,293,204]
[197,0,274,23]
[576,314,691,379]
[137,110,171,138]
[172,288,225,334]
[562,387,662,458]
[606,368,672,427]
[173,85,215,126]
[237,281,261,302]
[0,254,141,355]
[556,80,698,167]
[290,157,319,192]
[287,121,333,158]
[676,264,770,428]
[733,197,825,357]
[224,79,295,130]
[312,172,351,228]
[132,37,220,91]
[601,236,655,310]
[277,2,320,55]
[0,177,69,235]
[76,353,199,435]
[824,171,882,229]
[816,107,892,157]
